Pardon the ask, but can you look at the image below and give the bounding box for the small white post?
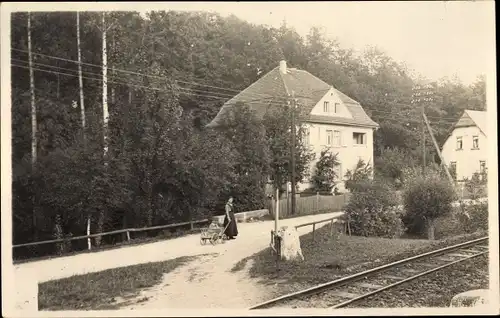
[275,187,279,234]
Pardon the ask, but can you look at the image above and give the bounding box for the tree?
[218,103,270,212]
[375,147,419,188]
[403,177,456,240]
[344,158,373,192]
[263,103,314,194]
[311,148,339,192]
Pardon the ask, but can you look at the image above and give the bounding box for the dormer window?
[324,101,330,113]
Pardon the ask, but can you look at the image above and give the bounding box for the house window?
[333,130,341,146]
[450,161,457,181]
[479,161,486,174]
[326,130,333,145]
[456,136,463,150]
[334,103,340,113]
[324,101,330,113]
[353,132,366,145]
[472,136,479,149]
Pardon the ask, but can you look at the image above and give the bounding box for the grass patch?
[38,254,209,311]
[233,225,487,298]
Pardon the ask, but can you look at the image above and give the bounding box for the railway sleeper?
[416,262,440,268]
[330,291,361,300]
[381,274,405,281]
[352,282,385,290]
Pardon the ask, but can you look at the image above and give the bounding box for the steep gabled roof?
[206,65,378,128]
[455,110,487,136]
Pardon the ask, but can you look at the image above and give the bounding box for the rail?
[13,219,210,249]
[249,236,488,310]
[295,215,344,241]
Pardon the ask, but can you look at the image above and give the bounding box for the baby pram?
[200,220,232,245]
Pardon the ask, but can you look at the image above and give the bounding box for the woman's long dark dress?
[223,202,238,239]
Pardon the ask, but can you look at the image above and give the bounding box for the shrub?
[456,200,488,234]
[345,159,373,193]
[461,172,487,200]
[403,177,456,240]
[434,214,463,239]
[342,180,404,238]
[311,148,339,192]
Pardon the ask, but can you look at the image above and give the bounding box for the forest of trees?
[10,11,486,258]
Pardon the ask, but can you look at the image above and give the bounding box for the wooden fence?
[268,193,351,219]
[295,215,345,242]
[12,218,211,262]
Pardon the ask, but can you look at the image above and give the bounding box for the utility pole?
[290,92,297,216]
[411,83,435,177]
[423,113,455,185]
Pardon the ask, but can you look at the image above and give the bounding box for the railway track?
[249,236,489,310]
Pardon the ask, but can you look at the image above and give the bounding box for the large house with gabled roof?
[441,109,487,181]
[207,60,379,192]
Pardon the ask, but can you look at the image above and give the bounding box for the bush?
[456,201,489,234]
[403,177,456,239]
[342,180,404,238]
[345,159,373,193]
[434,214,463,239]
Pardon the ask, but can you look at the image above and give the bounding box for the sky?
[135,1,495,85]
[3,1,496,85]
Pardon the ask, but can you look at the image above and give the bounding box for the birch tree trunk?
[95,12,109,247]
[76,11,91,251]
[27,12,43,242]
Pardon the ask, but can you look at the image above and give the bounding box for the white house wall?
[441,125,487,181]
[299,122,375,192]
[309,87,353,119]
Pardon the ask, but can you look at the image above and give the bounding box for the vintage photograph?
[1,1,498,316]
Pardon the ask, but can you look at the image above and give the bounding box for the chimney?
[279,60,287,74]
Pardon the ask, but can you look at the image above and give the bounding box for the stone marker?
[449,289,489,308]
[278,226,304,261]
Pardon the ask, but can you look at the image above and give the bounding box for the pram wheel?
[210,233,219,245]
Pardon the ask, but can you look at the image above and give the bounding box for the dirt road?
[13,212,343,311]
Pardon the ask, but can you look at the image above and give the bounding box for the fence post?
[330,219,334,237]
[126,230,131,241]
[312,223,316,241]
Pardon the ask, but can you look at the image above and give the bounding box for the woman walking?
[223,196,238,240]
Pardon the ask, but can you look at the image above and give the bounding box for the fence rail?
[295,215,344,241]
[269,193,350,218]
[13,219,210,249]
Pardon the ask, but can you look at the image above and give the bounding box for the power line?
[12,57,243,100]
[11,48,292,102]
[13,62,457,131]
[367,107,460,122]
[11,63,291,108]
